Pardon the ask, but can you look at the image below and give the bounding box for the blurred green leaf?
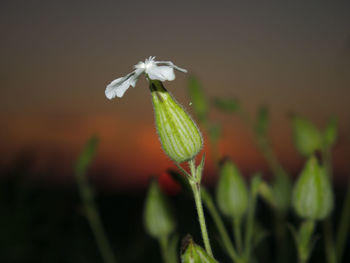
[167,169,192,194]
[323,116,338,149]
[187,76,208,123]
[196,154,206,182]
[208,123,221,143]
[290,114,322,157]
[255,105,269,136]
[252,221,269,249]
[75,135,99,176]
[212,97,241,113]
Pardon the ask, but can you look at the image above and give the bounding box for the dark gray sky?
[1,1,350,182]
[1,0,349,117]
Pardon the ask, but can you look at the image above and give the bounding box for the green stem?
[244,190,258,261]
[160,236,169,263]
[336,177,350,263]
[296,220,315,263]
[76,172,117,263]
[238,109,287,179]
[321,148,337,263]
[187,159,213,257]
[201,188,242,262]
[239,109,290,263]
[275,212,289,263]
[190,180,213,257]
[233,218,243,254]
[323,219,337,263]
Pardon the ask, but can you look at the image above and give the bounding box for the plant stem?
[201,188,242,262]
[244,188,258,261]
[160,236,169,263]
[239,109,290,263]
[188,159,213,257]
[296,220,315,263]
[190,180,213,257]
[240,110,285,178]
[76,171,117,263]
[336,177,350,263]
[323,219,337,263]
[321,148,337,263]
[233,218,243,254]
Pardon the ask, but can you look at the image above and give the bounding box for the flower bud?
[150,80,203,163]
[216,159,248,220]
[144,179,175,239]
[271,172,292,212]
[291,115,322,157]
[292,156,334,220]
[181,235,218,263]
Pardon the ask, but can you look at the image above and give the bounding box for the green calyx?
[181,235,218,263]
[150,80,203,163]
[292,156,334,220]
[216,159,248,220]
[144,180,175,239]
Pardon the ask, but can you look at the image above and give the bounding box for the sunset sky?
[1,1,350,188]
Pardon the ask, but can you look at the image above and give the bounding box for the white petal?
[131,68,144,86]
[105,72,140,99]
[146,65,175,81]
[155,61,187,73]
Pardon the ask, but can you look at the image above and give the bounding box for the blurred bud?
[212,97,241,113]
[187,76,208,123]
[150,80,203,163]
[271,172,292,212]
[144,179,175,239]
[292,156,334,220]
[216,159,248,220]
[291,114,322,157]
[181,235,218,263]
[255,105,269,136]
[323,117,338,149]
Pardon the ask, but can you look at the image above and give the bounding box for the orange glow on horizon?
[1,114,349,188]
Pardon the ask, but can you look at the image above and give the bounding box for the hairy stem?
[190,181,213,257]
[188,159,213,257]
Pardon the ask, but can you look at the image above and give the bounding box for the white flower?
[105,56,187,99]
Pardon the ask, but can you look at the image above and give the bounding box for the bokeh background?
[1,1,350,262]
